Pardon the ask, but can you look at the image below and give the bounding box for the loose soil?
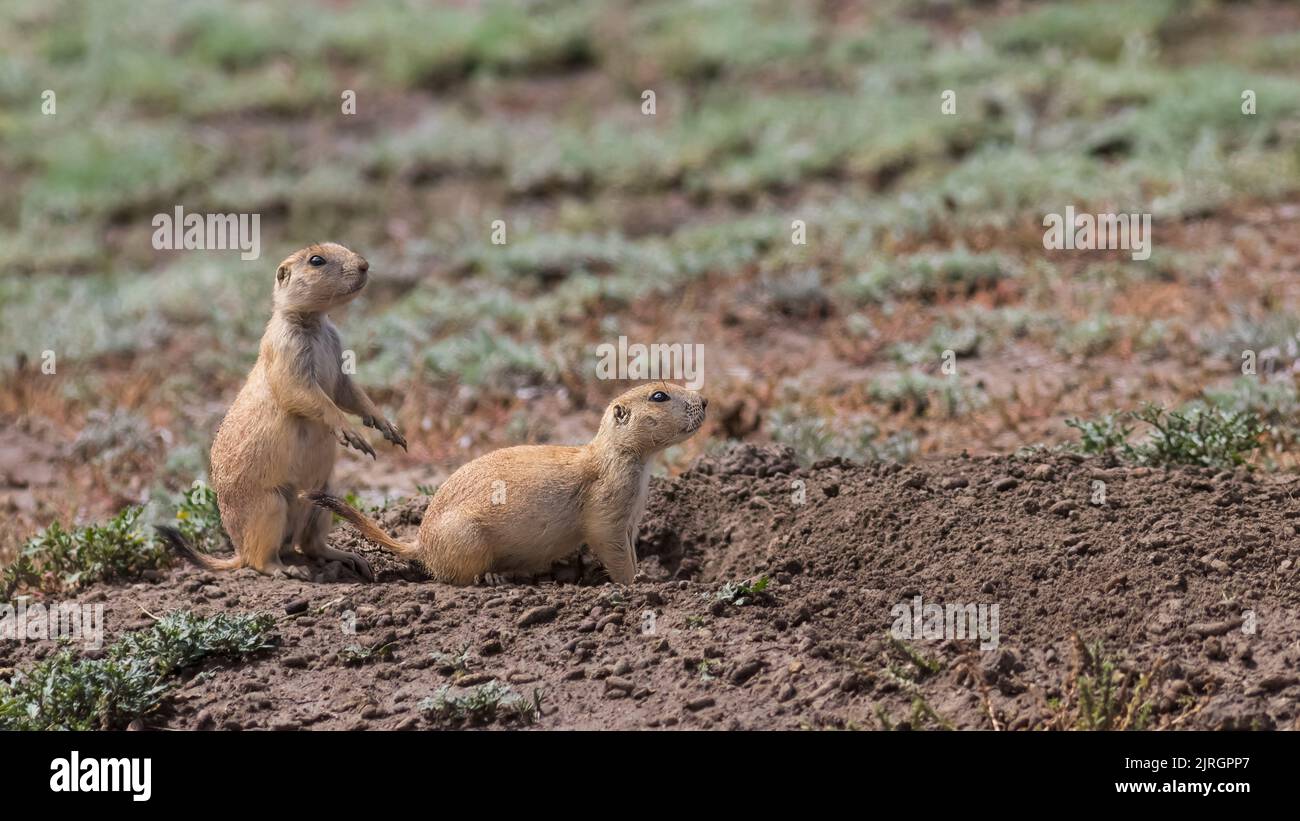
[4,443,1297,730]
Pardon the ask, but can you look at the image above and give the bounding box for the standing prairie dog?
[158,243,406,580]
[309,383,707,585]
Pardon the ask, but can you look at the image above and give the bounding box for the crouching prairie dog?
[158,242,406,580]
[309,383,707,585]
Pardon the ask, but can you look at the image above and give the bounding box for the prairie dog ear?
[613,404,631,426]
[276,262,291,285]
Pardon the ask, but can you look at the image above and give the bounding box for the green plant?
[715,575,772,607]
[418,681,542,726]
[887,636,943,679]
[0,611,277,730]
[1068,404,1263,468]
[909,695,956,730]
[1131,404,1262,468]
[1065,413,1134,455]
[174,479,228,554]
[430,645,474,676]
[340,639,398,666]
[1202,378,1300,460]
[1071,639,1157,731]
[1,507,169,599]
[0,478,236,599]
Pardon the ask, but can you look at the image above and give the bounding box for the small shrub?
[340,639,398,666]
[430,645,474,676]
[1,507,168,599]
[1067,404,1262,469]
[419,682,541,726]
[2,479,228,599]
[0,611,277,730]
[1131,404,1262,468]
[1065,413,1134,456]
[715,576,773,607]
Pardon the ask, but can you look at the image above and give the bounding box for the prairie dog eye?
[308,255,326,266]
[649,391,670,402]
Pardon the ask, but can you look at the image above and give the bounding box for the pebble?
[1049,500,1075,516]
[730,659,763,685]
[517,605,559,627]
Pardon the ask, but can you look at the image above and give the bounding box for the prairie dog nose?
[357,257,369,273]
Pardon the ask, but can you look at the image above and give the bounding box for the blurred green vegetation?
[2,0,1299,472]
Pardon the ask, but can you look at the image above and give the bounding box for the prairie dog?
[159,243,406,580]
[310,383,707,585]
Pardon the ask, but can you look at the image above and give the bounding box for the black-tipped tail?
[305,491,417,558]
[156,524,240,571]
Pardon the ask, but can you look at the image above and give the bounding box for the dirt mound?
[6,444,1299,730]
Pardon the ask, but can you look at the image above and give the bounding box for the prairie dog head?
[597,383,707,457]
[273,242,370,314]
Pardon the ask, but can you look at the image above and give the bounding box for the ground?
[3,444,1296,730]
[2,0,1300,730]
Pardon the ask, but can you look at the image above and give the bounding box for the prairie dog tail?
[155,525,243,571]
[305,491,419,559]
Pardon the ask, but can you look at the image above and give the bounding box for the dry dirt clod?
[517,605,559,627]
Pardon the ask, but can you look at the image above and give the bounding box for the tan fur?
[171,243,406,580]
[310,383,706,585]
